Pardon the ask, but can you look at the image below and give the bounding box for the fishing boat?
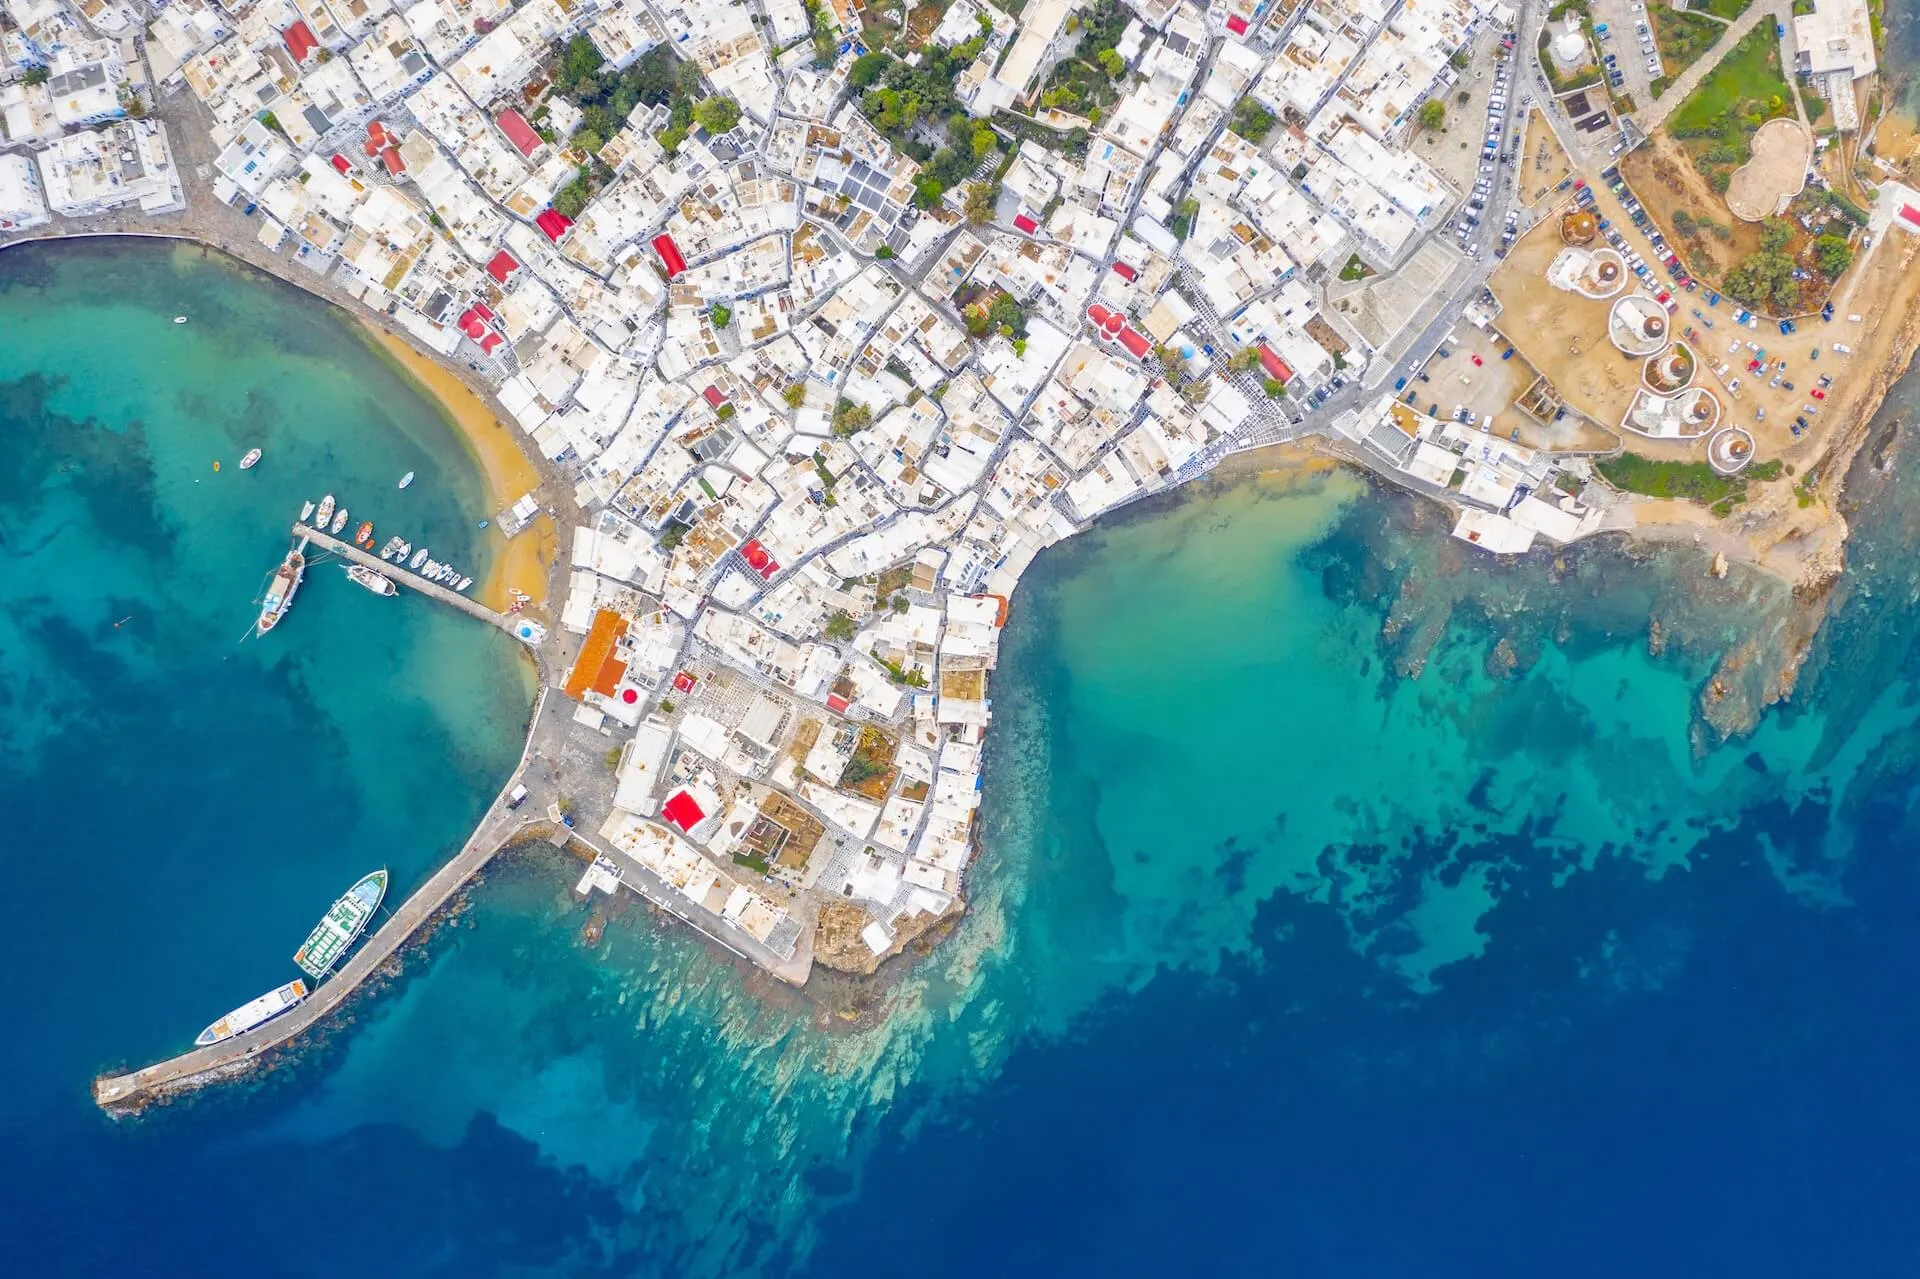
[255,546,306,636]
[378,537,399,561]
[315,494,336,528]
[345,563,399,596]
[194,979,307,1047]
[355,520,374,546]
[300,500,316,522]
[397,471,415,489]
[293,869,389,980]
[239,448,262,470]
[409,547,431,570]
[329,507,349,536]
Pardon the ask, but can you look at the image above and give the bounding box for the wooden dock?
[291,522,513,632]
[93,688,555,1112]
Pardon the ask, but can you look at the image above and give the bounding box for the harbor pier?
[291,522,515,632]
[93,690,555,1112]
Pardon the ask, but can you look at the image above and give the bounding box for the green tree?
[22,66,49,86]
[964,181,996,225]
[1232,98,1275,143]
[1097,48,1126,77]
[849,51,890,88]
[552,181,590,218]
[1170,197,1199,241]
[1417,99,1446,132]
[561,34,605,88]
[824,611,858,641]
[570,127,604,155]
[1759,218,1793,253]
[832,400,872,435]
[693,96,741,134]
[1813,233,1854,276]
[710,303,732,328]
[783,383,809,408]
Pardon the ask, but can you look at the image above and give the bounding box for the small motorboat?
[173,316,188,325]
[455,576,473,592]
[476,520,490,529]
[345,564,399,596]
[398,471,415,489]
[424,560,443,578]
[300,500,316,522]
[355,520,374,546]
[395,540,412,561]
[410,547,431,570]
[315,494,336,528]
[330,507,349,536]
[239,448,262,470]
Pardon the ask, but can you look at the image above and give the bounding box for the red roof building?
[1012,212,1039,235]
[379,146,405,176]
[485,249,519,284]
[661,790,707,833]
[652,233,686,277]
[282,20,319,63]
[672,671,698,694]
[1226,15,1250,35]
[1116,326,1152,359]
[535,208,574,242]
[496,109,542,159]
[1257,344,1293,383]
[479,331,503,355]
[329,153,351,174]
[1110,260,1138,282]
[562,610,630,701]
[825,693,852,714]
[1904,204,1920,228]
[702,384,727,408]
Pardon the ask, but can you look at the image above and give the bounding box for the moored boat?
[398,471,415,489]
[395,540,412,561]
[409,547,430,570]
[239,448,262,470]
[330,507,349,535]
[256,547,306,636]
[346,563,399,596]
[315,494,336,528]
[300,499,316,522]
[355,520,374,546]
[455,576,472,592]
[293,869,389,980]
[194,979,307,1047]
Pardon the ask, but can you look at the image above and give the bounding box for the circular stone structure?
[1560,208,1600,245]
[1608,294,1670,356]
[1725,118,1813,223]
[1708,426,1757,474]
[1643,340,1696,392]
[1546,245,1628,299]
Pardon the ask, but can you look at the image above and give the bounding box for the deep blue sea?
[9,239,1920,1277]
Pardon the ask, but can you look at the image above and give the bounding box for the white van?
[1833,343,1852,354]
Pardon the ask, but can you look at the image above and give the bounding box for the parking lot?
[1589,0,1662,115]
[1398,309,1619,454]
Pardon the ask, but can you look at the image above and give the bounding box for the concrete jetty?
[93,689,554,1113]
[291,522,514,632]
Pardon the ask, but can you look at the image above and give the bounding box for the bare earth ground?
[1621,133,1763,278]
[1726,118,1812,221]
[1517,108,1575,206]
[1486,212,1647,431]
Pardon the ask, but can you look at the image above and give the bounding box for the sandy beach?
[359,324,558,614]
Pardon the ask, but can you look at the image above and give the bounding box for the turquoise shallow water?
[11,238,1920,1276]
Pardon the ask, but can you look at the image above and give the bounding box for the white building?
[0,151,50,230]
[35,120,185,216]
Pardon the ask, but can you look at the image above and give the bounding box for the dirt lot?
[1725,118,1811,222]
[1486,212,1649,439]
[1620,132,1760,278]
[1516,109,1573,207]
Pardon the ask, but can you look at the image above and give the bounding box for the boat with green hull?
[294,870,388,979]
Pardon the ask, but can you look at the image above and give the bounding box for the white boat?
[424,559,443,578]
[329,507,349,536]
[395,540,411,560]
[256,547,306,636]
[409,547,430,570]
[239,448,262,470]
[346,563,399,596]
[455,576,472,592]
[194,979,307,1047]
[314,494,336,529]
[173,315,189,325]
[398,471,415,489]
[300,500,316,522]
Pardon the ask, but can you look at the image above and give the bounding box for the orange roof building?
[563,609,630,701]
